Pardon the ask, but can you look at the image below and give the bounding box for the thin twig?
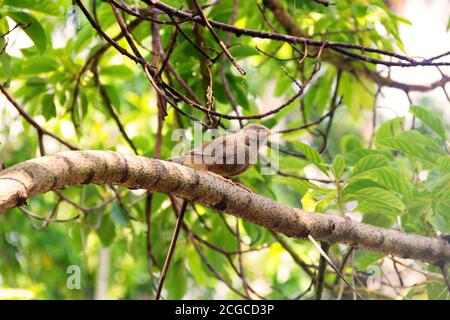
[93,67,138,154]
[439,264,450,294]
[270,231,314,277]
[315,241,330,300]
[147,0,450,67]
[191,0,246,75]
[0,84,78,150]
[155,200,188,300]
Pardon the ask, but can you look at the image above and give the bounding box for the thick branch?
[0,151,449,264]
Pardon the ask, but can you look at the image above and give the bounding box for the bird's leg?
[206,172,253,193]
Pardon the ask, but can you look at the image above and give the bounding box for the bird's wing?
[168,140,213,160]
[167,140,215,171]
[188,140,214,156]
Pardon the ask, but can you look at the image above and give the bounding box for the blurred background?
[0,0,449,299]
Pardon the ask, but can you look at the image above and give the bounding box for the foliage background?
[0,0,449,299]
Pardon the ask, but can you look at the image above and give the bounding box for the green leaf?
[110,203,130,226]
[426,169,442,190]
[362,167,412,196]
[316,193,337,212]
[344,148,393,166]
[400,130,443,153]
[242,220,263,245]
[203,244,233,283]
[427,274,450,300]
[71,25,95,53]
[277,177,331,195]
[339,72,374,118]
[293,142,328,175]
[103,85,121,111]
[5,11,47,53]
[410,105,447,140]
[431,174,450,201]
[347,187,406,214]
[375,117,403,146]
[342,179,383,197]
[378,131,442,164]
[341,135,364,153]
[41,93,56,120]
[72,91,89,129]
[352,154,389,176]
[0,18,11,81]
[0,16,8,35]
[432,202,450,233]
[187,247,209,286]
[69,223,86,253]
[404,192,432,214]
[101,65,134,78]
[363,212,395,228]
[21,56,58,74]
[304,70,335,116]
[165,259,188,299]
[301,191,317,212]
[354,251,385,270]
[0,53,11,82]
[437,155,450,174]
[97,214,116,247]
[230,45,258,58]
[228,74,250,110]
[406,289,416,300]
[332,154,345,180]
[4,0,61,16]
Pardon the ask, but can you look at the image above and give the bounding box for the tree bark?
[0,151,448,264]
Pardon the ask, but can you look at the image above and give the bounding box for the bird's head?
[241,123,272,147]
[243,123,272,136]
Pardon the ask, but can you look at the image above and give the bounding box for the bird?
[168,124,272,189]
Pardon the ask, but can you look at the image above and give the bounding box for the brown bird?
[169,124,272,188]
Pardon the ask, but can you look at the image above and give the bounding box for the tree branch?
[0,151,449,265]
[141,0,449,67]
[261,0,450,92]
[191,0,246,75]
